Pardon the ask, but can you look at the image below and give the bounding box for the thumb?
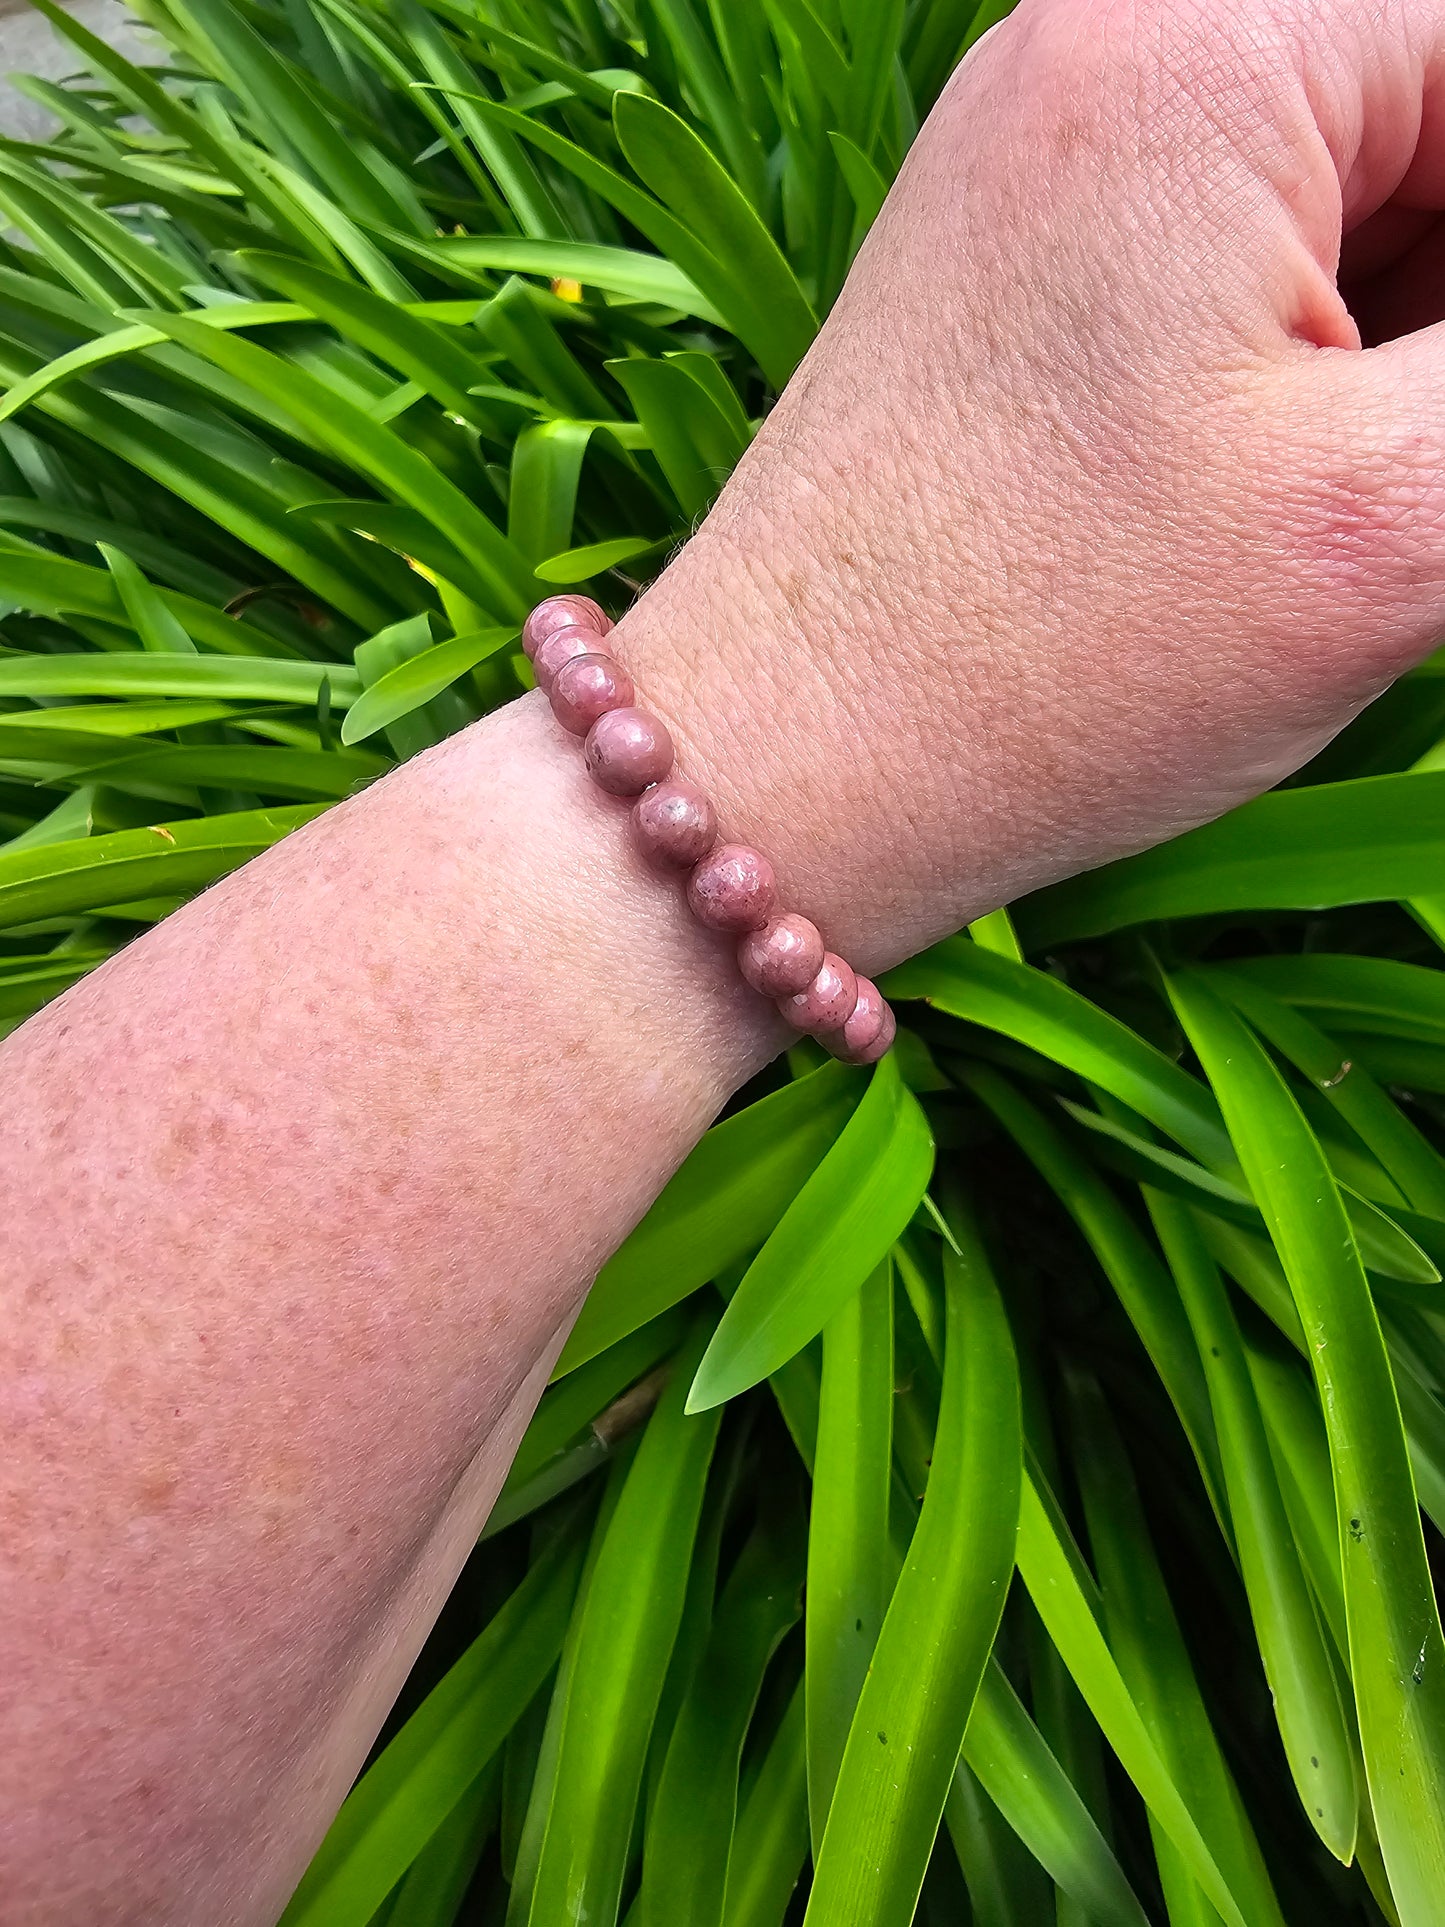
[1260,325,1445,688]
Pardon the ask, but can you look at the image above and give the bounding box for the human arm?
[9,0,1445,1917]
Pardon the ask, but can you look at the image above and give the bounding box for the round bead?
[522,594,611,662]
[828,978,892,1062]
[738,914,825,997]
[550,651,634,736]
[584,707,675,796]
[632,779,717,869]
[686,843,778,934]
[846,997,896,1065]
[780,954,858,1035]
[531,623,595,693]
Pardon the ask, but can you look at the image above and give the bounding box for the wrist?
[609,432,1007,977]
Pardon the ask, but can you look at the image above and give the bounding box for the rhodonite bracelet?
[521,593,895,1066]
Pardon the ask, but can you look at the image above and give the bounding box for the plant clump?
[0,0,1442,1921]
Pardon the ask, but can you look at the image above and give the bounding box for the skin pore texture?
[11,0,1445,1917]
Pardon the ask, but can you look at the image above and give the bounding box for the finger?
[1262,319,1445,682]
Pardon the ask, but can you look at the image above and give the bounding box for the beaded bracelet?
[522,594,895,1066]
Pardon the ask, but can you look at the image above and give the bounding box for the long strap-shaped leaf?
[1147,1190,1359,1862]
[1015,1471,1260,1927]
[131,313,534,620]
[960,1666,1150,1927]
[559,1058,863,1373]
[1020,773,1445,946]
[1065,1372,1291,1925]
[805,1256,895,1852]
[279,1521,586,1926]
[804,1199,1020,1925]
[1167,969,1445,1923]
[613,93,817,391]
[963,1063,1228,1529]
[0,807,324,931]
[526,1318,722,1927]
[883,938,1232,1167]
[687,1051,933,1410]
[639,1503,804,1926]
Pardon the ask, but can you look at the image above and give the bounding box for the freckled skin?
[10,2,1445,1920]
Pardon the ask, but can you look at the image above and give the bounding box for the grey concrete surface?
[0,1,150,141]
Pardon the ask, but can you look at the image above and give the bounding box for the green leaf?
[961,1667,1151,1927]
[1223,952,1445,1048]
[606,354,749,521]
[1148,1192,1359,1857]
[639,1503,804,1926]
[963,1064,1228,1528]
[401,232,725,322]
[1016,1470,1262,1927]
[166,0,425,235]
[804,1200,1020,1924]
[381,1762,500,1927]
[97,544,197,655]
[526,1318,723,1927]
[507,421,594,568]
[883,937,1232,1167]
[46,742,385,801]
[340,628,514,744]
[279,1523,585,1926]
[1166,969,1445,1921]
[687,1052,934,1410]
[0,655,360,706]
[612,92,817,388]
[1019,773,1445,946]
[485,1310,688,1539]
[0,807,324,930]
[534,536,668,584]
[0,545,304,661]
[1065,1373,1289,1926]
[721,1681,810,1927]
[132,312,534,619]
[805,1257,895,1851]
[559,1060,863,1373]
[1062,1091,1442,1287]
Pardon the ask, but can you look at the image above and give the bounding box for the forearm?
[0,677,792,1921]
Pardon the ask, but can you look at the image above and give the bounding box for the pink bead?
[550,652,634,736]
[687,843,778,933]
[780,954,858,1035]
[738,914,825,997]
[522,595,611,661]
[851,1001,896,1064]
[531,623,595,693]
[828,979,894,1062]
[632,779,717,869]
[584,707,674,796]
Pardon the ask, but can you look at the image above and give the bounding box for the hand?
[618,0,1445,973]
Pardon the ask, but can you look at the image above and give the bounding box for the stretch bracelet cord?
[524,594,895,1066]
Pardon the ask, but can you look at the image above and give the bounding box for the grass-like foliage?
[1,0,1444,1919]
